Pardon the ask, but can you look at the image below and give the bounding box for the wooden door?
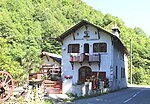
[79,66,92,83]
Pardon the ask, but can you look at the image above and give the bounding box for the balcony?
[89,54,101,62]
[70,53,101,63]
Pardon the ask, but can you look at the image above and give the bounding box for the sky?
[82,0,150,36]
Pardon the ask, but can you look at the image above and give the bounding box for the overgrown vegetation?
[0,0,150,85]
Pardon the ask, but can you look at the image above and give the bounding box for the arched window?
[84,43,89,53]
[78,66,92,83]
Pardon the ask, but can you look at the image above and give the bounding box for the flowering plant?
[64,75,73,79]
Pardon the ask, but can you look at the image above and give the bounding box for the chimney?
[112,23,120,38]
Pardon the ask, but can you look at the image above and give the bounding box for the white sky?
[82,0,150,36]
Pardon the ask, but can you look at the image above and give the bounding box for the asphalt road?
[67,86,150,104]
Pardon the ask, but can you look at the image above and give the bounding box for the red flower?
[64,75,73,79]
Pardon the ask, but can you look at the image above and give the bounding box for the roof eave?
[56,20,128,54]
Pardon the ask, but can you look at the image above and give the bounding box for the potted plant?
[76,80,82,85]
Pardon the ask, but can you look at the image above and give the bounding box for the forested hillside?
[0,0,150,84]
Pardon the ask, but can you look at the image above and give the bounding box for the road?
[67,86,150,104]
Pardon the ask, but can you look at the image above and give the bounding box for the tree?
[0,0,150,85]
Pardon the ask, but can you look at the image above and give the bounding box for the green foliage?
[44,99,53,104]
[0,0,150,85]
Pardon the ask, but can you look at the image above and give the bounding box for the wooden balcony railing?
[70,53,100,63]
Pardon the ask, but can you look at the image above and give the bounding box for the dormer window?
[68,44,80,53]
[93,43,107,52]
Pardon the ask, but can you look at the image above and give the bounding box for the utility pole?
[130,39,132,84]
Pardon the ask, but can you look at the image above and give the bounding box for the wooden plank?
[43,80,62,94]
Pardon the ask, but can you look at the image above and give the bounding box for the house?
[29,52,62,94]
[56,20,128,94]
[29,51,62,81]
[40,51,61,67]
[39,52,62,79]
[40,52,62,94]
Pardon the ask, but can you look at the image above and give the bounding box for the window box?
[64,75,73,79]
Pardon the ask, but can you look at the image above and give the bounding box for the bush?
[44,99,53,104]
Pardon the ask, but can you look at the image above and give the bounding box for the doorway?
[78,66,92,83]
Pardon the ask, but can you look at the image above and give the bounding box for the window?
[116,66,118,79]
[93,43,107,52]
[121,68,125,78]
[84,43,89,53]
[68,44,80,53]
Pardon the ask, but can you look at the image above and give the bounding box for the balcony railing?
[70,53,82,62]
[89,54,101,62]
[70,53,100,62]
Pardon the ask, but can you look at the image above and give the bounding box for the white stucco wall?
[61,25,113,93]
[112,44,128,90]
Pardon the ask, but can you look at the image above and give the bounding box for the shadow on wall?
[62,79,72,93]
